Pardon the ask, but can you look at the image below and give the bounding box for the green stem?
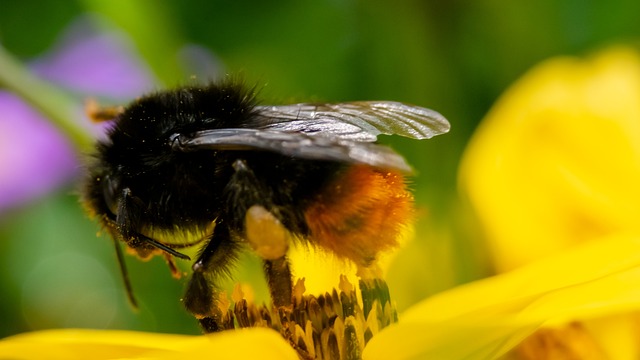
[0,46,93,151]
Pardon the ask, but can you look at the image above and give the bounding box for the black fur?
[83,79,448,332]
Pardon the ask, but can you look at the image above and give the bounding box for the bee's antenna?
[113,238,138,310]
[140,234,192,260]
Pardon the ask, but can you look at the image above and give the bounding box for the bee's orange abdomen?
[304,165,414,266]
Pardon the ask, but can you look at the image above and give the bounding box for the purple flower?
[0,93,78,212]
[0,17,156,213]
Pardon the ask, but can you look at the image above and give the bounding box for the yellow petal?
[364,234,640,360]
[0,328,298,360]
[459,46,640,270]
[363,319,540,360]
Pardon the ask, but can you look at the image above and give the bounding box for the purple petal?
[0,92,78,212]
[30,16,157,100]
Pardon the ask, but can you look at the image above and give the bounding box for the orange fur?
[304,165,414,266]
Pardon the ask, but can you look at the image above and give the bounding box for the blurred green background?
[1,0,639,337]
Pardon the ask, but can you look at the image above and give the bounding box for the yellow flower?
[0,327,299,360]
[4,235,640,359]
[450,46,640,359]
[459,46,640,271]
[363,234,640,360]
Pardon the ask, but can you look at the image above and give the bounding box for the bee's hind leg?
[185,158,298,332]
[263,255,293,308]
[230,159,295,308]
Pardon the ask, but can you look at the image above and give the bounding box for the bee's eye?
[102,175,120,215]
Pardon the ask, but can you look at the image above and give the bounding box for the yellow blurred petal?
[459,46,640,270]
[364,320,539,360]
[404,233,640,322]
[364,234,640,359]
[509,322,609,360]
[581,313,640,360]
[0,328,298,360]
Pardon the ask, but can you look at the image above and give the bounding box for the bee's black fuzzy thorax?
[102,81,259,168]
[116,80,259,137]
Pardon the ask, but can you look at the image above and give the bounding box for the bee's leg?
[263,255,293,308]
[183,222,241,332]
[111,234,138,309]
[227,159,294,308]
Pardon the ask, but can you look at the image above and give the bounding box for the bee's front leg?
[183,222,240,332]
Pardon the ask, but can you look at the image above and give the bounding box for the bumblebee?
[82,80,449,332]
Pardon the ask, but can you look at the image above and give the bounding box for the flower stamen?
[220,275,397,359]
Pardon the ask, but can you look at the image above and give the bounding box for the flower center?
[213,275,397,360]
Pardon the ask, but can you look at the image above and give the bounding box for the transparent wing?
[253,101,450,142]
[171,129,413,172]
